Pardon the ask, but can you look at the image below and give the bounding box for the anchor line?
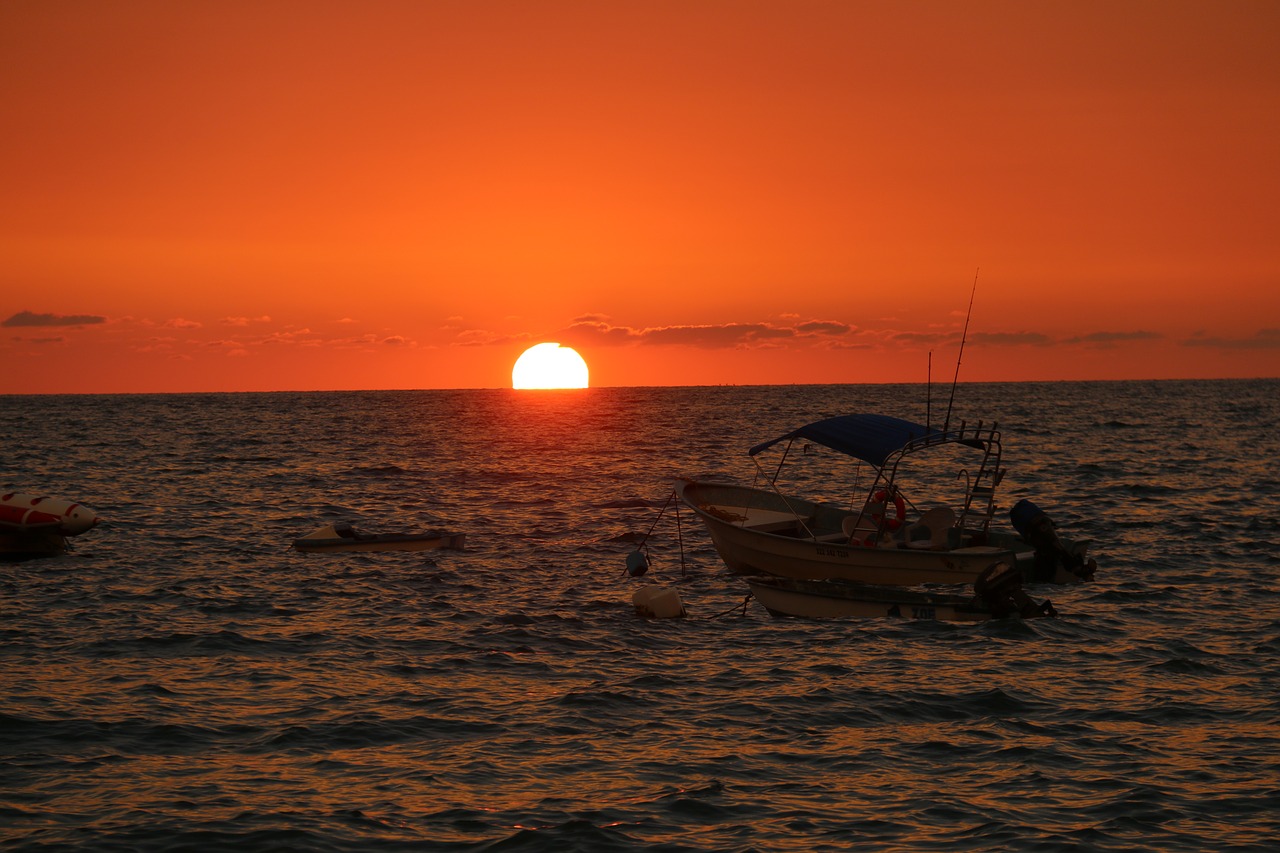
[627,489,689,578]
[674,497,687,577]
[639,489,676,541]
[706,593,754,620]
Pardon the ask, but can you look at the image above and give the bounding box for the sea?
[2,380,1278,852]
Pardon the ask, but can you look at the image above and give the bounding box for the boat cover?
[748,414,952,468]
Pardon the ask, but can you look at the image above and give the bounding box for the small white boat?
[746,562,1057,622]
[677,413,1096,587]
[292,522,465,553]
[0,492,100,560]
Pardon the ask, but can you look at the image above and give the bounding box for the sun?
[512,343,589,390]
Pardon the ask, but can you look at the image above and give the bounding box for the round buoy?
[625,549,649,577]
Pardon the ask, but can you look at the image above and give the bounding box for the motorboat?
[746,562,1057,622]
[292,522,465,553]
[0,492,100,560]
[676,413,1096,587]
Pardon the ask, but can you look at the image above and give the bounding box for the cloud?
[222,315,272,326]
[1181,329,1280,349]
[558,320,640,346]
[3,310,106,327]
[796,320,855,336]
[970,331,1054,347]
[325,334,381,349]
[453,328,529,347]
[166,317,203,329]
[259,328,315,345]
[449,317,872,351]
[889,330,952,346]
[1064,330,1163,346]
[643,323,797,347]
[382,335,407,345]
[561,319,829,349]
[460,316,1206,358]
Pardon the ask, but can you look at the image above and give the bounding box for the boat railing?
[846,419,1005,544]
[751,455,819,538]
[750,418,1006,546]
[948,421,1003,533]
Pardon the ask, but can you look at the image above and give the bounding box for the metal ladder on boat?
[955,420,1004,534]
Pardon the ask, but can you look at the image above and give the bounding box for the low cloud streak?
[3,310,106,328]
[1182,329,1280,350]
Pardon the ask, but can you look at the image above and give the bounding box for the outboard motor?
[1010,499,1096,582]
[973,561,1057,619]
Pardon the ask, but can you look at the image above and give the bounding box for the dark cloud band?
[3,310,106,328]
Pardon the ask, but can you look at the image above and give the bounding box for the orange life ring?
[871,489,906,531]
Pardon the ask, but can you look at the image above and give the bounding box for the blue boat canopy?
[748,413,972,468]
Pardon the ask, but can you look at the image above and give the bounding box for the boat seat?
[902,506,956,550]
[841,513,881,545]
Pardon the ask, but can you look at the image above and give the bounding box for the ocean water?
[2,380,1278,852]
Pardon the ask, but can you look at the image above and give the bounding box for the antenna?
[944,268,979,433]
[926,350,932,429]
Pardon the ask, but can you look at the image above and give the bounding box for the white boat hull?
[747,577,995,621]
[676,479,1076,586]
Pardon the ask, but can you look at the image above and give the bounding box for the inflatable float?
[0,492,101,560]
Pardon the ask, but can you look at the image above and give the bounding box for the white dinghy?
[746,562,1058,622]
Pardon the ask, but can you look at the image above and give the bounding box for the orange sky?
[3,0,1278,393]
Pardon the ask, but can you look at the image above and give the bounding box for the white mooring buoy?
[631,584,686,619]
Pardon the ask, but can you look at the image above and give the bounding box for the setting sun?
[511,343,589,390]
[1,3,1278,394]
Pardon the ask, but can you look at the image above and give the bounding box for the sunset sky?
[3,0,1278,393]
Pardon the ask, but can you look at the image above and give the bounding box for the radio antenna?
[944,268,979,433]
[926,351,932,429]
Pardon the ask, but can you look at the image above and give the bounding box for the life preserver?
[871,489,906,531]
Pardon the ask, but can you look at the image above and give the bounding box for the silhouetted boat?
[292,523,465,553]
[745,562,1057,622]
[677,413,1096,587]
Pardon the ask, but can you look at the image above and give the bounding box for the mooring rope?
[704,593,754,620]
[625,489,689,578]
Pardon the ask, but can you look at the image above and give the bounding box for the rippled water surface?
[3,381,1279,851]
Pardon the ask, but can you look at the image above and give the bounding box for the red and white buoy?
[0,493,100,535]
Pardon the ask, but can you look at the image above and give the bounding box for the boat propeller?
[974,561,1057,619]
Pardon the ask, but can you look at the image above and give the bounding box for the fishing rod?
[926,350,932,429]
[943,268,979,434]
